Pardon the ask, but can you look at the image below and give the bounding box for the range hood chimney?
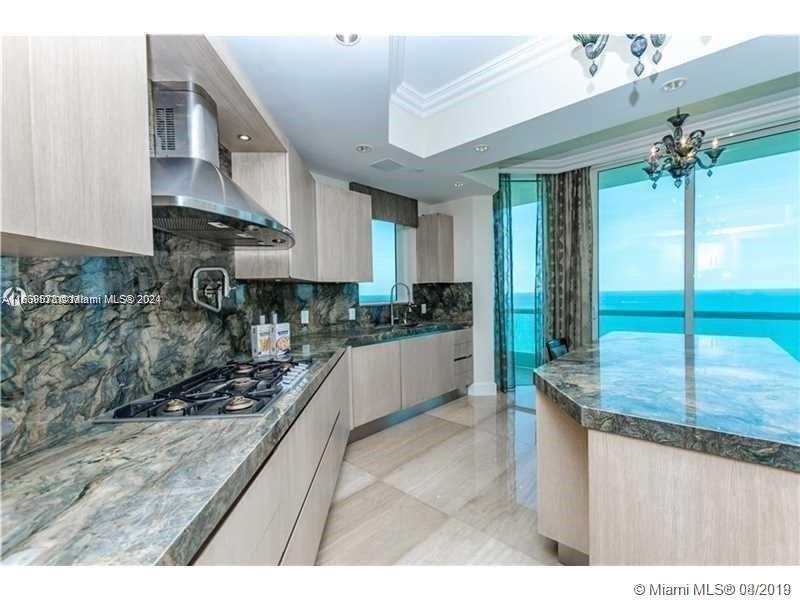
[150,82,294,249]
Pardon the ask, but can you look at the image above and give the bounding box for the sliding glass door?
[597,128,800,359]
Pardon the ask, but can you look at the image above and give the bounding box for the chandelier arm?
[694,153,712,170]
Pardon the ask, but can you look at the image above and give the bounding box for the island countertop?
[534,332,800,472]
[0,321,471,565]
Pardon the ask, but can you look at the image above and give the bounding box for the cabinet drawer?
[195,352,350,565]
[281,409,349,565]
[452,328,473,346]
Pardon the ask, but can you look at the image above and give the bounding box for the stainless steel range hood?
[150,82,294,249]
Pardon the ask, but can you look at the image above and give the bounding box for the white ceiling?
[216,35,800,203]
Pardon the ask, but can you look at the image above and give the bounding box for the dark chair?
[546,338,569,361]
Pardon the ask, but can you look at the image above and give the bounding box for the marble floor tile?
[453,458,558,564]
[331,461,377,504]
[507,385,536,410]
[475,408,537,453]
[426,395,508,427]
[383,428,517,515]
[345,414,466,478]
[395,518,536,565]
[317,481,448,565]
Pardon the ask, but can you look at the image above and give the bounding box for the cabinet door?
[416,213,454,283]
[351,342,402,427]
[315,183,372,282]
[286,146,317,281]
[400,333,455,409]
[233,152,290,278]
[1,36,152,257]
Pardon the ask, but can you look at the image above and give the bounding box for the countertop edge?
[534,374,800,474]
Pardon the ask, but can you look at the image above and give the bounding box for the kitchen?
[1,20,799,595]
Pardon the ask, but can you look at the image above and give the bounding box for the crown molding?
[390,36,571,119]
[503,93,800,174]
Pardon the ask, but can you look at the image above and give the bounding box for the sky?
[359,219,396,302]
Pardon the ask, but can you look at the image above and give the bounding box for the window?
[359,219,396,304]
[598,128,800,359]
[510,179,540,384]
[694,130,800,359]
[598,163,685,335]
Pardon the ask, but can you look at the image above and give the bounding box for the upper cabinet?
[416,213,454,283]
[1,36,153,256]
[315,183,372,283]
[233,147,317,280]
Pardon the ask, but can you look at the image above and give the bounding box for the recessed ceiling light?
[237,133,252,141]
[355,144,372,153]
[207,221,230,229]
[474,144,489,153]
[453,182,464,188]
[662,77,687,93]
[335,34,360,46]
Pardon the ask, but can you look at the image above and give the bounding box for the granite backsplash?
[0,232,471,461]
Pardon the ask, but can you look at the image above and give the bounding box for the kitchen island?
[534,332,800,565]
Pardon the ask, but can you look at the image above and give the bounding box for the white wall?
[419,196,496,396]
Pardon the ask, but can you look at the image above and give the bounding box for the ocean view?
[512,289,800,361]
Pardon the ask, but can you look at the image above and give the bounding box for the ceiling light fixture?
[662,77,687,92]
[474,144,489,153]
[335,34,360,46]
[355,144,372,153]
[237,134,252,141]
[453,182,464,189]
[573,34,666,77]
[644,107,725,189]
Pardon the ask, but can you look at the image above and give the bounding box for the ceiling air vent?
[369,158,405,172]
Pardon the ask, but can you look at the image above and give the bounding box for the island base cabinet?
[588,430,800,565]
[194,351,351,565]
[535,389,589,555]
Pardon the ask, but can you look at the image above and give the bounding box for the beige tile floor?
[316,394,559,565]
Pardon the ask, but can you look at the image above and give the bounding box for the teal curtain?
[493,174,515,392]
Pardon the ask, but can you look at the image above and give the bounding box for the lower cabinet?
[400,333,455,409]
[350,342,402,428]
[194,350,351,565]
[453,328,474,390]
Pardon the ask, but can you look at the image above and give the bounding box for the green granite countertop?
[0,322,471,565]
[534,332,800,472]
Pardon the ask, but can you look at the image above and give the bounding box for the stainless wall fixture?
[644,108,725,189]
[150,81,295,248]
[573,34,666,77]
[191,267,234,313]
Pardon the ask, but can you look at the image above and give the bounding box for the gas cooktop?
[97,358,311,422]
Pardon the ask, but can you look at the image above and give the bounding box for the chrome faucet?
[192,267,235,313]
[389,282,412,327]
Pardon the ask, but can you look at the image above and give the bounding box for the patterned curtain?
[532,180,547,372]
[493,174,515,392]
[542,167,594,350]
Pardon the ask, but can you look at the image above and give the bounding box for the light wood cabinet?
[400,333,455,409]
[1,36,153,257]
[452,328,474,390]
[194,350,351,565]
[315,183,372,282]
[233,146,317,280]
[416,213,454,283]
[351,342,402,427]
